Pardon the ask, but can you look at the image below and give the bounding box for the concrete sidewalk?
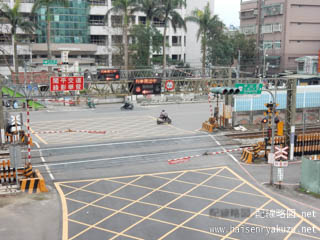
[0,186,59,240]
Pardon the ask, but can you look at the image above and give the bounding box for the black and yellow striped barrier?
[19,169,48,194]
[201,117,217,133]
[202,121,215,133]
[241,149,253,164]
[0,160,16,184]
[17,163,33,178]
[294,133,320,157]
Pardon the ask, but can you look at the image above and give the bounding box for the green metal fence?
[301,157,320,194]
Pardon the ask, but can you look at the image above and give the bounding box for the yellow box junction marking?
[55,166,320,240]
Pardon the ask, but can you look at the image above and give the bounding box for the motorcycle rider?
[123,100,131,109]
[160,110,168,120]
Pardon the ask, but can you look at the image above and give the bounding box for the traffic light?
[261,118,268,124]
[210,87,240,95]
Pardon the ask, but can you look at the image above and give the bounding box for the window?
[89,0,107,6]
[263,4,283,17]
[89,15,105,26]
[273,23,282,32]
[298,62,304,72]
[240,9,256,19]
[111,16,122,27]
[240,25,257,35]
[261,24,273,34]
[21,0,35,3]
[0,34,11,44]
[273,41,281,49]
[90,35,107,45]
[35,0,90,44]
[172,54,181,61]
[138,16,146,25]
[172,36,181,46]
[266,56,281,67]
[263,41,273,49]
[111,35,123,46]
[153,17,165,27]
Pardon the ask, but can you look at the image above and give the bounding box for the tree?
[207,34,234,66]
[185,3,222,75]
[230,32,257,71]
[129,24,162,68]
[157,0,186,70]
[105,0,139,72]
[32,0,68,73]
[0,0,34,82]
[131,0,160,66]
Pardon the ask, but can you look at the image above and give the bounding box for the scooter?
[121,102,134,110]
[157,116,172,125]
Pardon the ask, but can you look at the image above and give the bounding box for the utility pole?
[0,79,5,146]
[263,89,276,185]
[285,78,297,161]
[237,50,241,78]
[256,0,263,76]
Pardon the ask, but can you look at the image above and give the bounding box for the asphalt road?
[3,102,320,240]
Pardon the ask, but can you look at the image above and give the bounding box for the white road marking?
[32,146,230,168]
[28,134,209,152]
[209,135,239,163]
[34,141,55,180]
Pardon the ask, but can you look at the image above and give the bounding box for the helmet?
[162,110,165,112]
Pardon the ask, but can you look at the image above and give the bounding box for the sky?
[214,0,241,28]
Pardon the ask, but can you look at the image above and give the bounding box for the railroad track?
[225,126,320,139]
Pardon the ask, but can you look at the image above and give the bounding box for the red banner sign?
[50,76,84,91]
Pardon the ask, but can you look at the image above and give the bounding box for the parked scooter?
[121,101,134,110]
[157,110,172,124]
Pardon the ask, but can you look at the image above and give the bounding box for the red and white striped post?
[26,105,31,163]
[207,82,214,118]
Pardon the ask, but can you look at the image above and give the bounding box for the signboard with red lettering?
[98,69,120,81]
[132,78,161,95]
[50,76,84,92]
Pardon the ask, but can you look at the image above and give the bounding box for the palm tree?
[131,0,160,66]
[105,0,139,72]
[157,0,186,70]
[0,0,34,82]
[32,0,68,73]
[185,3,221,76]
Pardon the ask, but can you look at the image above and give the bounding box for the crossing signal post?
[262,103,280,140]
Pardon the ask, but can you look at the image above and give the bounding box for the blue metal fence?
[234,86,320,112]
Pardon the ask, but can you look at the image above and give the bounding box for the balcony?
[240,9,257,19]
[31,43,97,54]
[89,0,108,6]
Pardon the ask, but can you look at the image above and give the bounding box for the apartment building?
[240,0,320,74]
[0,0,187,75]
